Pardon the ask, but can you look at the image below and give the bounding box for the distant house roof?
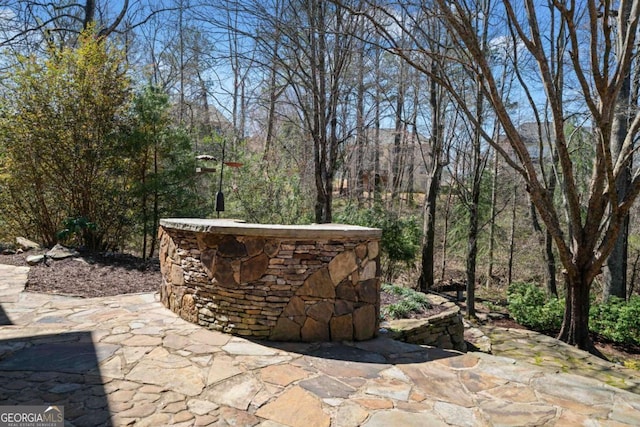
[342,127,432,191]
[499,122,554,161]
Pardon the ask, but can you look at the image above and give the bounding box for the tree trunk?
[603,131,631,301]
[467,143,482,317]
[529,200,558,296]
[407,129,415,206]
[141,167,148,260]
[314,158,328,223]
[466,199,478,317]
[406,70,420,207]
[373,44,382,206]
[440,185,453,281]
[391,59,405,203]
[605,225,629,300]
[629,251,640,298]
[542,147,560,296]
[373,102,382,205]
[544,230,558,296]
[83,0,96,30]
[149,141,160,260]
[262,0,283,163]
[507,182,517,285]
[558,271,593,351]
[263,63,279,160]
[486,148,498,288]
[419,63,443,292]
[355,36,366,203]
[466,65,485,317]
[419,168,441,292]
[178,0,185,125]
[602,165,630,300]
[602,0,633,301]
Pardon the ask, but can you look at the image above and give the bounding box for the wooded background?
[1,0,640,350]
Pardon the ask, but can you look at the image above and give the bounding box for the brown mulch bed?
[0,250,161,298]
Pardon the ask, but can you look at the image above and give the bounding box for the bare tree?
[391,51,407,203]
[431,0,640,350]
[353,31,367,201]
[273,0,358,223]
[345,0,640,350]
[417,22,452,292]
[259,0,287,160]
[0,0,142,49]
[603,0,636,301]
[462,0,493,317]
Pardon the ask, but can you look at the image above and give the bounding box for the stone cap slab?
[160,218,382,239]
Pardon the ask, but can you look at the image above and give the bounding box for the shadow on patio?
[253,335,463,365]
[0,331,113,426]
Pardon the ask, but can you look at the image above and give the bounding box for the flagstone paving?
[1,263,640,426]
[482,325,640,395]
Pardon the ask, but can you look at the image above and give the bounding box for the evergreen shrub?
[506,282,564,332]
[335,204,421,280]
[507,282,640,346]
[590,296,640,345]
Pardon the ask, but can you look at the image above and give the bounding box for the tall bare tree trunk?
[604,0,634,300]
[465,12,490,316]
[262,0,283,161]
[355,35,366,203]
[406,69,420,206]
[486,147,498,288]
[263,62,280,159]
[372,39,382,205]
[178,0,186,125]
[391,59,405,204]
[149,140,160,259]
[466,158,481,317]
[419,61,444,292]
[440,184,453,282]
[419,164,443,292]
[530,185,559,296]
[508,181,517,286]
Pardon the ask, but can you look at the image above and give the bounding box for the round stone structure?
[158,218,382,342]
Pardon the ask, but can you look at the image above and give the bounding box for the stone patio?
[1,263,640,426]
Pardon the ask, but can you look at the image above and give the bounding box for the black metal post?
[216,138,226,217]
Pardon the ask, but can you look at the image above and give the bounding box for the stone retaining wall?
[158,219,382,342]
[384,294,466,352]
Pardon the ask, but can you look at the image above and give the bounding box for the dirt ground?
[0,250,160,298]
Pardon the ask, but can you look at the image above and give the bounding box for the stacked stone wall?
[385,297,466,352]
[159,223,381,342]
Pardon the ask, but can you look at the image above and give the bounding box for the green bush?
[57,216,97,248]
[508,282,640,346]
[0,28,133,250]
[381,283,431,320]
[335,204,421,264]
[590,296,640,345]
[335,204,421,280]
[229,152,313,225]
[507,282,564,332]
